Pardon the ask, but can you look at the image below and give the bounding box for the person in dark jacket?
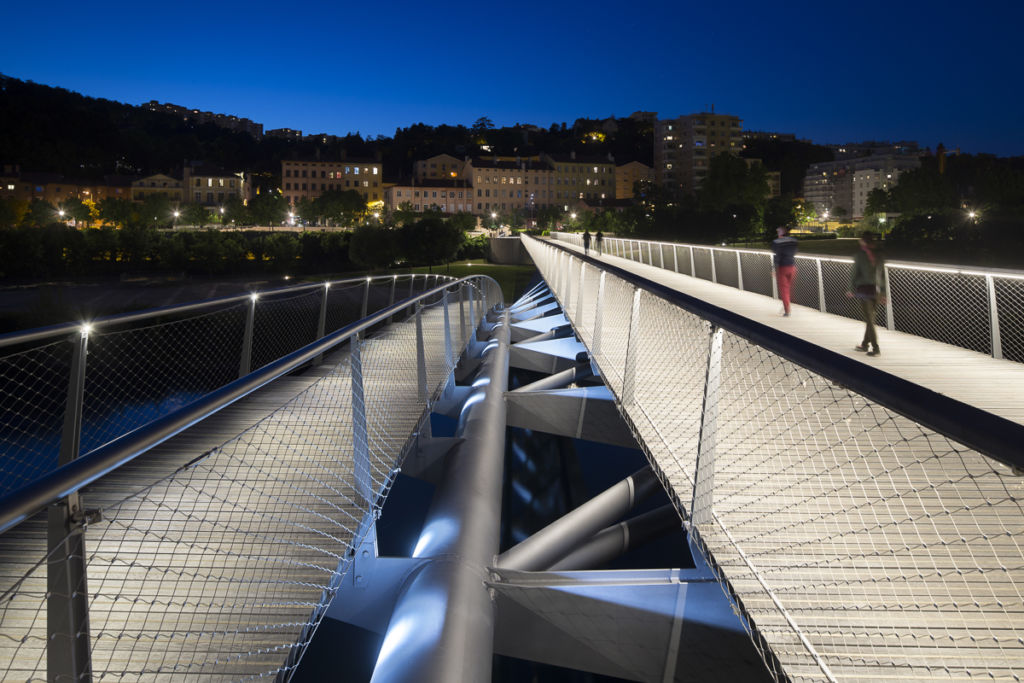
[846,230,887,356]
[771,226,799,316]
[582,230,591,256]
[595,231,604,255]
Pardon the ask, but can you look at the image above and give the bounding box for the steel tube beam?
[370,311,510,683]
[516,324,574,345]
[495,467,658,572]
[509,362,592,393]
[548,504,681,571]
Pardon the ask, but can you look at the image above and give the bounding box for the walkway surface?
[552,239,1024,429]
[531,237,1024,681]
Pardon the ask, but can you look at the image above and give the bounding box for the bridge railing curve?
[0,273,458,498]
[554,231,1024,363]
[525,235,1024,682]
[0,274,502,682]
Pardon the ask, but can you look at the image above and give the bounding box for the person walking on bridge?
[595,230,604,256]
[582,230,592,256]
[771,225,799,316]
[847,230,887,356]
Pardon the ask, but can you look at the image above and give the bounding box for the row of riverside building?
[4,105,925,224]
[1,163,247,208]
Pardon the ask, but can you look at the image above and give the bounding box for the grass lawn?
[408,260,538,304]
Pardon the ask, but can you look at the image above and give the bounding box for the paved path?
[554,239,1024,427]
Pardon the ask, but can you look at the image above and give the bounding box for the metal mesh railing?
[0,341,71,491]
[525,236,1024,681]
[0,275,455,499]
[0,275,502,682]
[554,232,1024,363]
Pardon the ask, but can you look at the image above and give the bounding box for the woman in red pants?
[771,225,798,316]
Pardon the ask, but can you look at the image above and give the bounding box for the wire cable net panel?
[553,232,1024,364]
[0,291,489,681]
[524,237,1024,682]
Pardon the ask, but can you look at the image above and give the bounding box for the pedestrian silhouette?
[582,230,591,256]
[595,231,604,256]
[847,231,887,356]
[771,225,798,316]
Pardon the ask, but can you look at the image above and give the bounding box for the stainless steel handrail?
[0,273,444,349]
[529,235,1024,470]
[0,275,500,535]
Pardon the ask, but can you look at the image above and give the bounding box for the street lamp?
[172,210,180,229]
[490,212,497,233]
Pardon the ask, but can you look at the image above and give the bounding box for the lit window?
[373,167,378,175]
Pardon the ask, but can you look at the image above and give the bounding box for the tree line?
[0,217,482,281]
[863,154,1024,256]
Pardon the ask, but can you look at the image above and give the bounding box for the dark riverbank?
[0,274,291,334]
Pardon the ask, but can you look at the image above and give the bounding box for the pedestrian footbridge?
[0,234,1021,682]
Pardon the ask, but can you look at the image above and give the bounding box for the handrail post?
[688,246,695,277]
[621,287,643,407]
[884,264,895,331]
[710,248,718,284]
[313,283,329,366]
[387,275,397,324]
[349,332,373,507]
[987,274,1003,359]
[659,243,665,269]
[415,301,428,404]
[736,251,744,291]
[239,293,256,378]
[593,272,606,357]
[49,326,93,683]
[442,288,453,364]
[565,256,574,308]
[408,274,416,317]
[692,325,723,528]
[673,245,680,273]
[458,283,467,350]
[361,276,371,319]
[575,263,586,323]
[816,259,826,312]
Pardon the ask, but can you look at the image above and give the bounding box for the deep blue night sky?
[2,0,1021,155]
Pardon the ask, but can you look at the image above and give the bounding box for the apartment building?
[615,161,653,199]
[464,156,550,214]
[281,159,383,207]
[654,112,743,195]
[132,174,184,202]
[414,154,467,182]
[267,128,303,141]
[182,165,246,206]
[386,179,474,213]
[541,152,616,207]
[803,154,920,219]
